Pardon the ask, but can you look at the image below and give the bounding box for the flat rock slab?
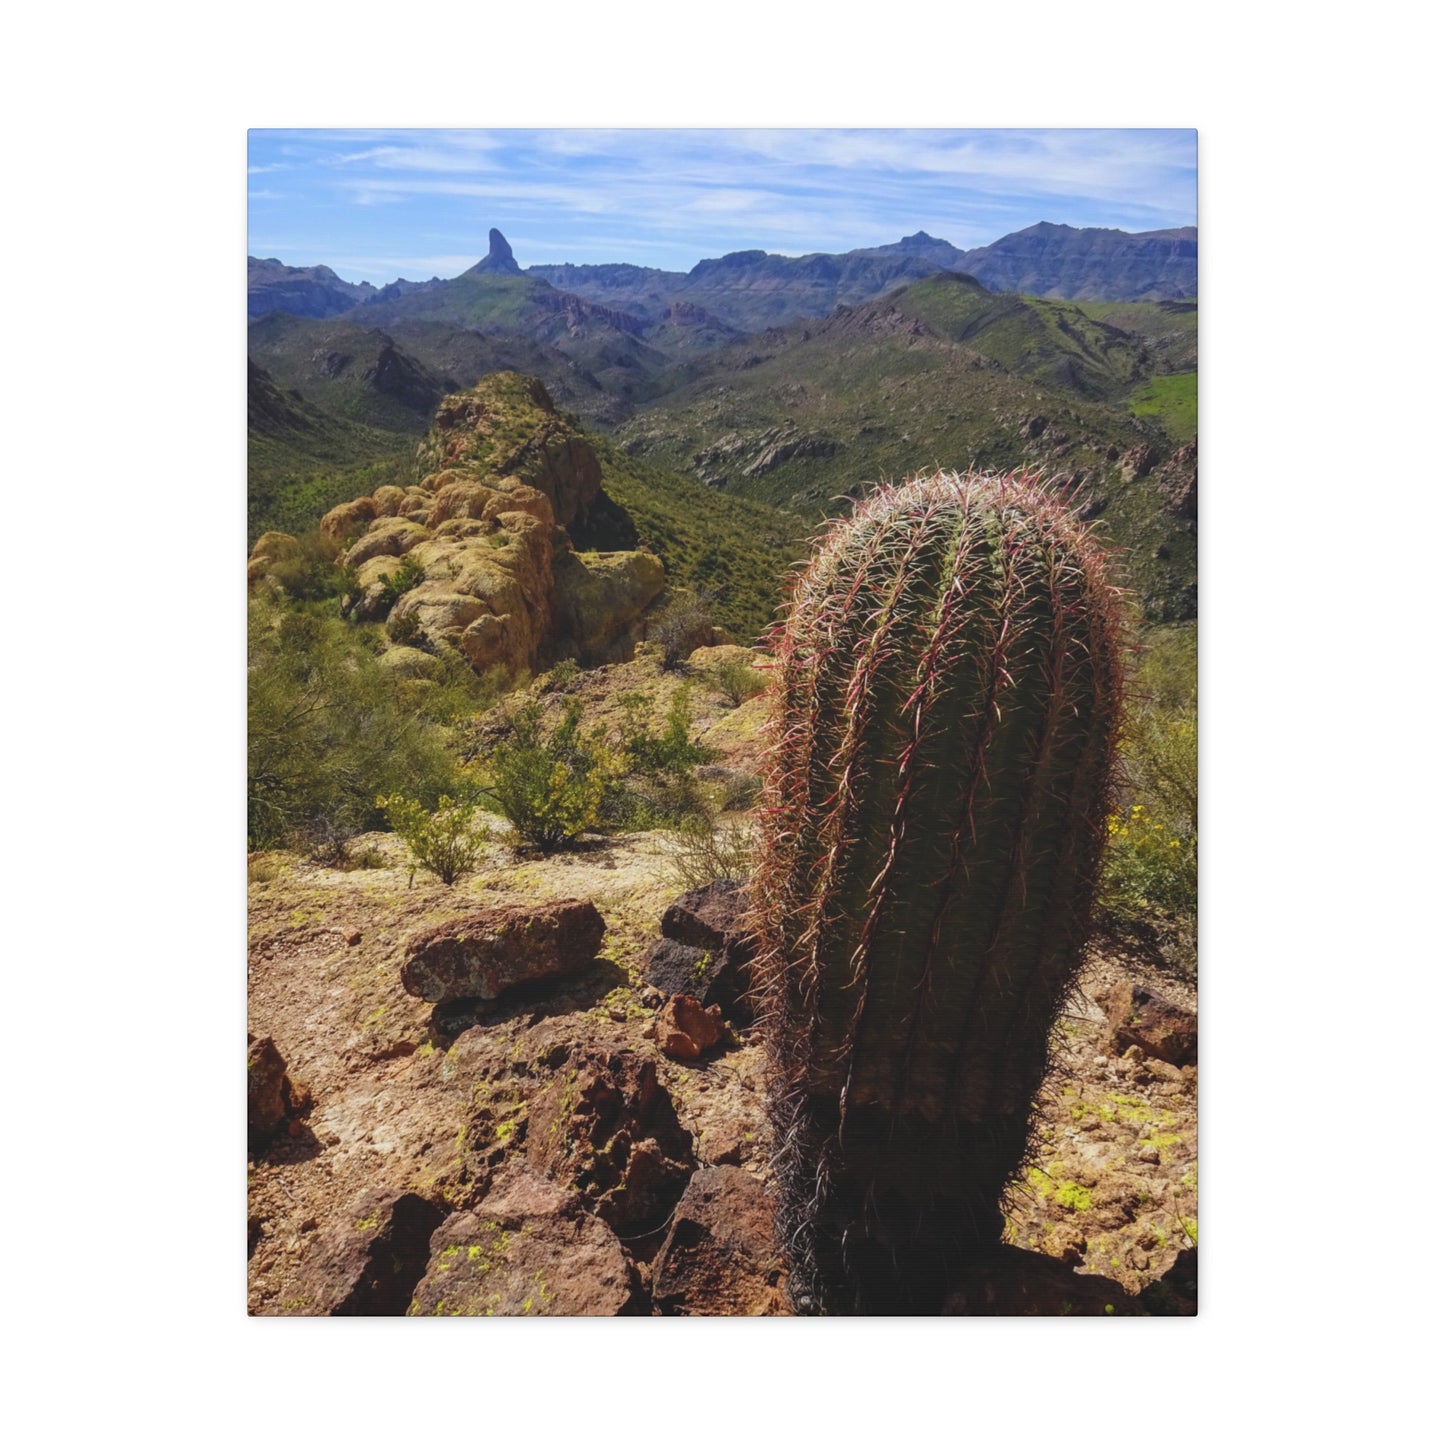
[401,899,605,1004]
[409,1178,637,1317]
[286,1189,446,1316]
[652,1165,788,1316]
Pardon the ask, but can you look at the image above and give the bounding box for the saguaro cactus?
[753,469,1125,1313]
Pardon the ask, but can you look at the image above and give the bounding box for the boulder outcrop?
[250,373,668,679]
[525,1045,696,1231]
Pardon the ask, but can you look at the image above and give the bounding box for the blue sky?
[248,129,1197,286]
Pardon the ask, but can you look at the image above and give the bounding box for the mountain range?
[248,220,1198,626]
[249,221,1197,323]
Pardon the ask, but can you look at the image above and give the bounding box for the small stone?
[1122,1044,1146,1064]
[657,994,725,1061]
[639,986,664,1008]
[1093,1055,1109,1068]
[345,930,362,947]
[1137,1143,1161,1164]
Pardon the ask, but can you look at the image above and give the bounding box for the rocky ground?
[247,825,1197,1316]
[247,642,1196,1317]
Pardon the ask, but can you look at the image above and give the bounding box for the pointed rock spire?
[468,227,521,276]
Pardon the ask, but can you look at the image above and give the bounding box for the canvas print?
[246,128,1198,1316]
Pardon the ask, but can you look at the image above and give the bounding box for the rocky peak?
[468,228,521,276]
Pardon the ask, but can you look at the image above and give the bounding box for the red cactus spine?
[752,468,1126,1313]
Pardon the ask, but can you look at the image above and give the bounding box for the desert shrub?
[715,657,767,707]
[379,793,489,884]
[247,598,460,851]
[483,700,609,852]
[540,658,581,691]
[651,595,715,671]
[299,816,364,868]
[1100,802,1196,919]
[375,552,426,615]
[386,608,425,647]
[247,854,284,885]
[340,844,388,871]
[665,814,757,892]
[266,529,355,602]
[1098,624,1197,975]
[613,771,714,829]
[618,686,712,776]
[602,687,715,829]
[402,650,507,729]
[700,766,762,813]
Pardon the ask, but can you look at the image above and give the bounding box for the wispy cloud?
[247,128,1196,284]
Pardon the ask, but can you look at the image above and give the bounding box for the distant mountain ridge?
[528,224,1195,320]
[248,221,1197,327]
[954,222,1197,302]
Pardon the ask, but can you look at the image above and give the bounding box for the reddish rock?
[1105,981,1198,1065]
[286,1189,446,1316]
[409,1191,637,1317]
[657,994,724,1061]
[246,1035,309,1153]
[400,899,605,1003]
[652,1166,788,1316]
[526,1046,695,1231]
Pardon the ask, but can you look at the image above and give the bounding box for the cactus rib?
[752,467,1126,1313]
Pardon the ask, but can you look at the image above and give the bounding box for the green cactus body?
[753,469,1125,1313]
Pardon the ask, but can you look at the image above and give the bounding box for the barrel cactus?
[753,468,1126,1313]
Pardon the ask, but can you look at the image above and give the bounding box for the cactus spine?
[753,469,1125,1313]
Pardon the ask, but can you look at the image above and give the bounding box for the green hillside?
[889,273,1149,398]
[613,287,1197,621]
[587,437,808,642]
[1129,372,1198,444]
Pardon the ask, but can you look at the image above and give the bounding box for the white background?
[3,2,1436,1438]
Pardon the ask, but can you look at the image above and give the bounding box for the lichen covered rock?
[298,373,669,680]
[408,1168,638,1317]
[400,900,606,1005]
